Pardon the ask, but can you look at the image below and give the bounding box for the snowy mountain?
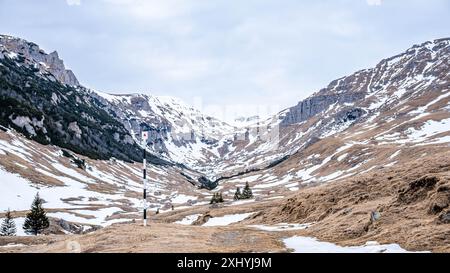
[1,34,450,231]
[90,91,235,168]
[0,34,233,172]
[0,35,150,163]
[210,38,450,192]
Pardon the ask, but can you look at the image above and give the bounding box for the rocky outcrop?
[0,35,79,86]
[281,92,366,126]
[398,176,439,204]
[43,51,79,86]
[335,108,366,124]
[198,176,218,190]
[192,213,213,225]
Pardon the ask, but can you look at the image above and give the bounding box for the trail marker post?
[141,131,149,226]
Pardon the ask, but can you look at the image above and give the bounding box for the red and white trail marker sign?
[142,131,149,141]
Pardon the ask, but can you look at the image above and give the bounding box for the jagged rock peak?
[0,34,80,86]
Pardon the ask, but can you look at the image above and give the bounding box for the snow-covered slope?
[0,129,211,233]
[210,38,450,190]
[91,91,235,168]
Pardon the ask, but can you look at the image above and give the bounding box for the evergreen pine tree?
[242,182,253,199]
[0,209,17,236]
[234,187,242,201]
[210,192,224,204]
[23,193,49,236]
[210,193,218,204]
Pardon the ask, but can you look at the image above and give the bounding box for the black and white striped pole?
[141,131,149,227]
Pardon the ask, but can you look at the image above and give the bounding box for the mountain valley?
[1,35,449,253]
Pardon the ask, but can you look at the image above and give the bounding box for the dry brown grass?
[246,151,450,252]
[0,222,286,253]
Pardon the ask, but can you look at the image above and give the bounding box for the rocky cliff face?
[0,35,79,86]
[280,92,366,126]
[281,38,450,127]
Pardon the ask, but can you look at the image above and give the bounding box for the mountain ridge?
[2,34,449,178]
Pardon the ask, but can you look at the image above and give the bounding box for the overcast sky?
[1,0,449,122]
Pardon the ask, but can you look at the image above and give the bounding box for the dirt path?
[0,222,289,253]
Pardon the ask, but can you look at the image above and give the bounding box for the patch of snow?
[389,150,401,159]
[320,170,345,182]
[0,166,140,213]
[240,174,262,183]
[226,199,256,206]
[285,182,299,188]
[367,94,389,110]
[48,206,123,226]
[15,163,28,169]
[251,223,312,231]
[406,118,450,142]
[170,194,197,204]
[0,243,27,248]
[0,139,33,162]
[296,142,356,182]
[409,91,450,121]
[385,161,397,167]
[284,236,428,253]
[337,153,348,162]
[254,174,294,189]
[7,52,18,59]
[174,214,202,225]
[265,196,285,200]
[51,163,94,183]
[202,212,255,227]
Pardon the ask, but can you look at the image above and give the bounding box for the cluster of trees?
[0,193,49,237]
[209,182,254,205]
[234,182,253,200]
[210,192,224,204]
